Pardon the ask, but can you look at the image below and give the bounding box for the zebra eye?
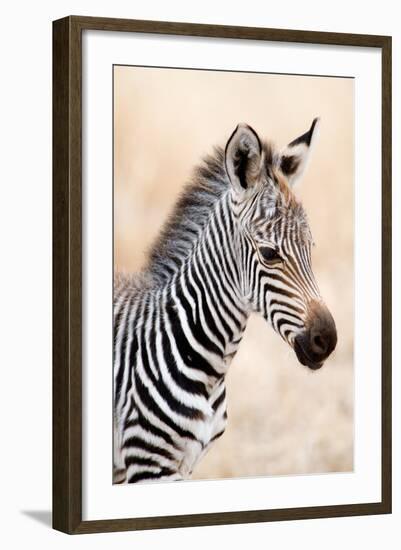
[259,246,282,264]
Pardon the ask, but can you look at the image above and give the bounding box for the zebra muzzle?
[294,302,337,370]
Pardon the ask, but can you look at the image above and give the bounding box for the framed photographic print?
[52,16,392,534]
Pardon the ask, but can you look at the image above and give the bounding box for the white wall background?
[0,1,399,548]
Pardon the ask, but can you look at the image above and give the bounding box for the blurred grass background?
[114,66,354,479]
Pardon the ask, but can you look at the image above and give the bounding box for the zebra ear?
[225,123,263,193]
[280,118,320,187]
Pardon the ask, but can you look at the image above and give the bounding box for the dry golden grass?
[114,66,354,479]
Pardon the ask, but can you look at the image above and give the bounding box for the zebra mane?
[144,146,229,285]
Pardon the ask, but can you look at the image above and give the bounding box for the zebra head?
[225,120,337,370]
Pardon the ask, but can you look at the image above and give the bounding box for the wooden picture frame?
[53,15,392,534]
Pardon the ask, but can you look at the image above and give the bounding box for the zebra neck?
[164,196,249,378]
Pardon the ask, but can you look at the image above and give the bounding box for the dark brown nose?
[294,301,337,370]
[310,319,337,356]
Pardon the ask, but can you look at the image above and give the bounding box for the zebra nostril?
[311,333,327,354]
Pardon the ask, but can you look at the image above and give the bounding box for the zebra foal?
[114,119,337,484]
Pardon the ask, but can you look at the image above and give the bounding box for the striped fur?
[114,120,336,484]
